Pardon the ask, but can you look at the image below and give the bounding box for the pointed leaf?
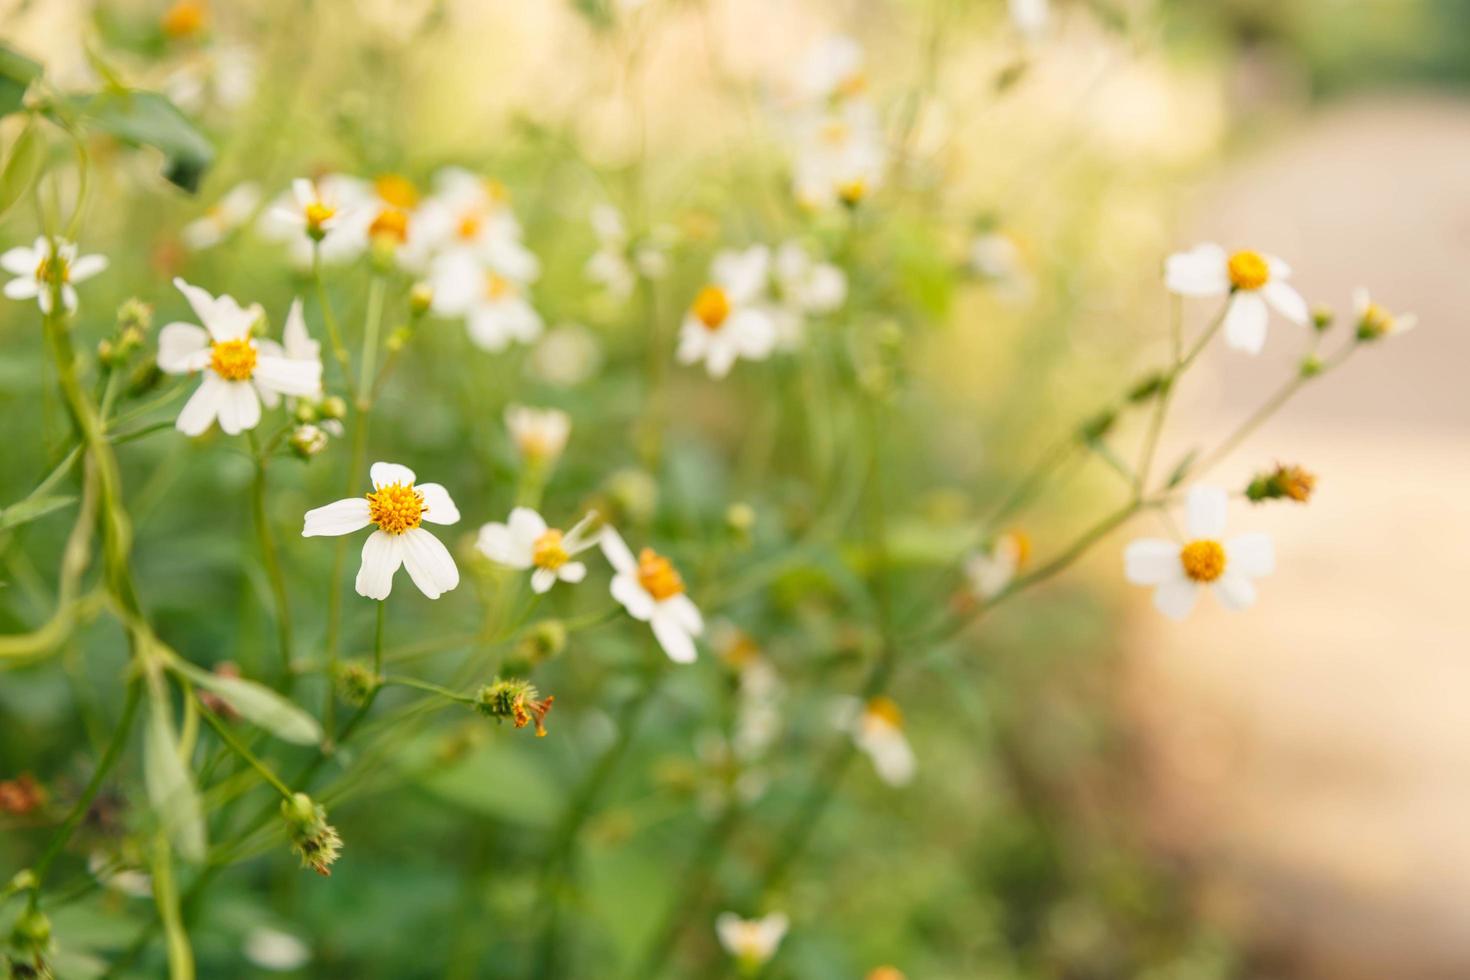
[62,89,213,192]
[0,117,45,220]
[0,44,42,118]
[143,693,207,863]
[177,664,321,745]
[0,493,75,532]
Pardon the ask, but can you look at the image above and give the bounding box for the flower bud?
[1311,304,1334,332]
[1246,463,1316,504]
[280,793,342,876]
[725,502,756,540]
[1298,354,1324,379]
[1126,372,1169,403]
[9,909,50,951]
[333,659,380,707]
[409,281,434,316]
[386,325,413,353]
[289,424,329,460]
[516,620,567,666]
[474,679,555,737]
[1077,409,1116,444]
[319,396,348,421]
[117,298,153,335]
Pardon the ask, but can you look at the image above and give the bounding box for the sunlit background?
[1,0,1466,977]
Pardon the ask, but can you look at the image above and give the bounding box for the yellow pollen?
[161,0,206,38]
[34,256,70,284]
[209,338,257,381]
[866,695,904,728]
[691,285,730,330]
[484,273,514,301]
[366,482,426,535]
[531,529,570,571]
[1227,250,1270,291]
[374,173,418,209]
[370,207,410,244]
[457,213,482,241]
[1360,302,1393,337]
[1179,539,1226,583]
[637,548,684,601]
[305,201,336,232]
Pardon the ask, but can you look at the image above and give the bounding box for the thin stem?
[198,699,294,800]
[311,244,354,400]
[358,274,386,405]
[248,433,293,680]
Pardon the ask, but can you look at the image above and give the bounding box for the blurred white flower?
[600,527,703,664]
[505,405,571,465]
[1124,485,1275,621]
[677,246,778,378]
[969,230,1033,300]
[715,911,788,967]
[770,240,846,348]
[158,279,321,436]
[843,695,916,787]
[791,99,887,210]
[797,34,866,103]
[1353,287,1417,341]
[182,182,261,251]
[965,530,1030,600]
[1165,243,1308,354]
[412,168,535,276]
[478,508,598,594]
[433,261,543,352]
[243,927,310,972]
[87,853,152,898]
[528,324,602,387]
[1009,0,1050,39]
[2,237,107,314]
[258,176,372,269]
[302,462,461,601]
[584,205,672,301]
[278,297,324,400]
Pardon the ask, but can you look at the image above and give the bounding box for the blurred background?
[1,0,1466,977]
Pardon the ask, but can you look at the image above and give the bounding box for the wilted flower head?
[1247,463,1316,504]
[280,793,342,876]
[333,659,380,707]
[505,405,571,464]
[2,237,108,315]
[965,529,1030,600]
[0,773,46,815]
[1353,287,1417,341]
[715,911,789,968]
[475,678,555,736]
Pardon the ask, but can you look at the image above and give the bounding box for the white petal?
[610,573,655,620]
[1185,485,1229,539]
[530,567,558,593]
[651,610,698,663]
[61,285,78,312]
[476,523,532,568]
[1262,281,1308,325]
[1152,579,1200,621]
[417,483,460,525]
[355,531,403,600]
[4,278,39,300]
[599,526,637,573]
[661,594,704,636]
[505,507,548,549]
[173,278,221,334]
[0,246,36,275]
[253,354,321,398]
[1225,532,1274,578]
[400,528,460,599]
[1164,244,1228,296]
[282,297,319,361]
[216,380,261,435]
[865,731,916,786]
[1212,573,1257,611]
[302,497,371,537]
[705,337,739,378]
[1263,254,1292,279]
[558,562,587,583]
[176,375,227,436]
[370,461,416,489]
[1124,538,1180,586]
[728,309,777,358]
[69,254,107,282]
[157,323,211,373]
[1223,291,1269,354]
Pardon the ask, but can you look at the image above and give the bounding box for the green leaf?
[0,118,45,221]
[175,663,322,745]
[63,89,213,192]
[143,691,207,863]
[0,43,43,118]
[0,493,74,532]
[1165,450,1198,489]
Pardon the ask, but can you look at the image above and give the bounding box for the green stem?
[197,697,294,799]
[248,434,293,680]
[311,244,354,400]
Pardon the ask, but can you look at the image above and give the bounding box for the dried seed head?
[280,793,342,876]
[475,679,555,737]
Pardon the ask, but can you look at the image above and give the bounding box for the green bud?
[1299,354,1323,378]
[474,678,554,736]
[1077,409,1117,444]
[289,424,329,460]
[320,395,348,421]
[725,502,756,536]
[9,908,50,952]
[516,620,566,665]
[333,659,379,706]
[409,282,434,316]
[1310,304,1334,332]
[1126,373,1169,404]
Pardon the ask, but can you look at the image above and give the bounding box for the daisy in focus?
[302,462,461,600]
[1123,484,1275,621]
[182,183,261,251]
[2,237,108,314]
[1353,287,1417,341]
[477,508,599,594]
[677,246,779,378]
[600,527,703,663]
[1165,243,1309,354]
[715,912,788,971]
[158,279,321,436]
[844,695,916,787]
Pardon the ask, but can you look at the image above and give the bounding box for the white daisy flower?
[505,405,571,465]
[790,99,887,210]
[769,240,846,349]
[477,508,598,593]
[716,912,788,968]
[182,182,261,251]
[258,176,372,269]
[1164,243,1309,355]
[2,237,108,314]
[1123,484,1275,621]
[1009,0,1050,39]
[301,462,461,601]
[677,246,779,378]
[842,695,916,787]
[157,279,322,436]
[242,927,311,972]
[432,257,543,352]
[797,34,866,103]
[600,527,703,664]
[585,204,637,300]
[1353,287,1417,341]
[964,530,1030,600]
[410,168,534,274]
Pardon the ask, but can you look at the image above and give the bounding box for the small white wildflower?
[600,527,704,664]
[797,35,866,103]
[1352,287,1417,341]
[505,405,571,465]
[1009,0,1050,39]
[715,912,788,968]
[677,246,779,378]
[1,237,108,314]
[528,324,602,387]
[182,183,261,251]
[843,696,916,787]
[477,508,599,594]
[1165,243,1309,354]
[964,530,1030,600]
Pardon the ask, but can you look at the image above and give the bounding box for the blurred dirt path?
[1121,95,1470,980]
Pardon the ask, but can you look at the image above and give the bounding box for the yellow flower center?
[1359,302,1393,338]
[531,529,570,570]
[866,695,904,729]
[366,483,426,535]
[1227,250,1269,291]
[838,178,868,206]
[34,255,70,284]
[691,285,730,331]
[374,173,419,210]
[161,0,206,38]
[370,207,410,244]
[1004,529,1032,567]
[484,273,515,301]
[305,201,336,234]
[835,72,867,99]
[457,213,482,241]
[1179,539,1226,583]
[209,338,257,381]
[637,548,684,601]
